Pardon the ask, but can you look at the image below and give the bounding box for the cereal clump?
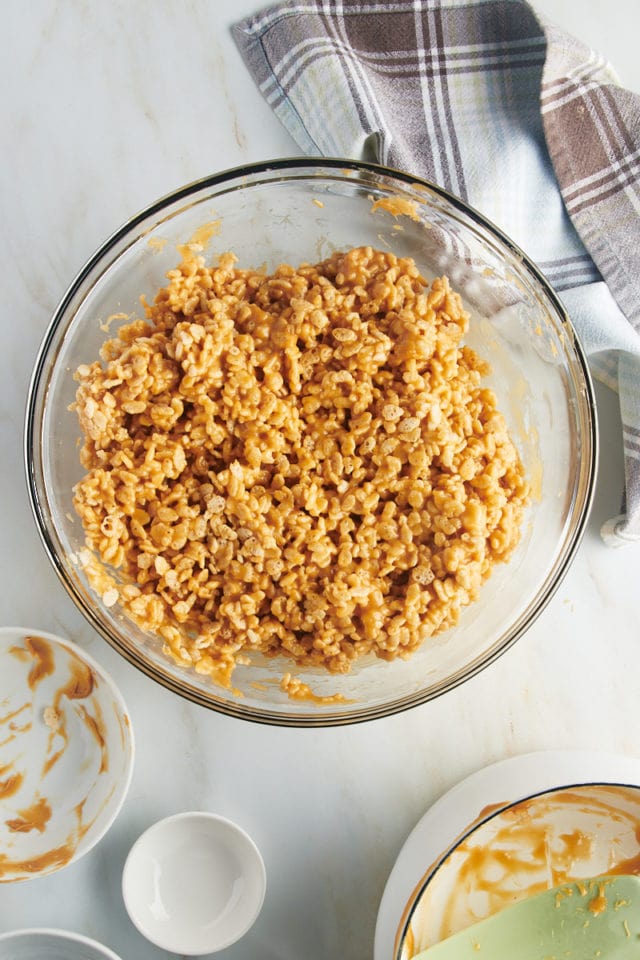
[72,246,529,685]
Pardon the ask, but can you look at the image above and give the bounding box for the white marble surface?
[2,2,640,959]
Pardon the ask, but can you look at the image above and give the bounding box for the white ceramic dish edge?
[374,749,640,960]
[0,927,123,959]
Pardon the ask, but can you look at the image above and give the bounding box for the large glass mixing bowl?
[25,159,597,725]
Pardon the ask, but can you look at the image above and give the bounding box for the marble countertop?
[2,2,640,958]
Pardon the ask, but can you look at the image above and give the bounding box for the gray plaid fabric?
[233,0,640,545]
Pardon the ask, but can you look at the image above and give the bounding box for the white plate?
[374,749,640,960]
[0,626,134,882]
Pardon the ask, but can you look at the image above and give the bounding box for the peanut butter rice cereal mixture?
[72,245,529,685]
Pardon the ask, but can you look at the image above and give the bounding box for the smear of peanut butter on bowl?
[371,196,422,222]
[5,796,52,834]
[24,636,55,690]
[0,765,23,800]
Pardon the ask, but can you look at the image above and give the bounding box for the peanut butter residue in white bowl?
[0,627,133,882]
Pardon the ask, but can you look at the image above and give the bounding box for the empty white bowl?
[122,811,266,955]
[0,626,134,882]
[0,929,122,959]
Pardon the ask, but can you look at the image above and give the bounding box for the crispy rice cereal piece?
[72,246,529,684]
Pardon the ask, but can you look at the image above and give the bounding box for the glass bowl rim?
[24,156,598,726]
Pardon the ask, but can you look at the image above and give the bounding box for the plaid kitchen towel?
[232,0,640,545]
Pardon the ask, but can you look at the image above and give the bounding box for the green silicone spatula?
[412,875,640,959]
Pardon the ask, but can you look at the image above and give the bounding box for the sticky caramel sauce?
[73,781,116,847]
[56,659,94,701]
[395,800,512,959]
[280,674,353,705]
[0,785,117,881]
[41,743,66,778]
[371,196,421,222]
[24,636,55,690]
[0,635,117,882]
[5,796,52,834]
[0,841,75,882]
[72,799,100,850]
[147,235,168,252]
[35,647,100,778]
[609,849,640,876]
[405,785,640,955]
[8,645,30,663]
[0,765,23,800]
[176,220,222,262]
[7,632,106,780]
[117,711,131,752]
[0,702,29,727]
[437,797,603,937]
[78,702,108,774]
[477,801,509,822]
[587,880,608,916]
[403,926,415,957]
[0,701,31,749]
